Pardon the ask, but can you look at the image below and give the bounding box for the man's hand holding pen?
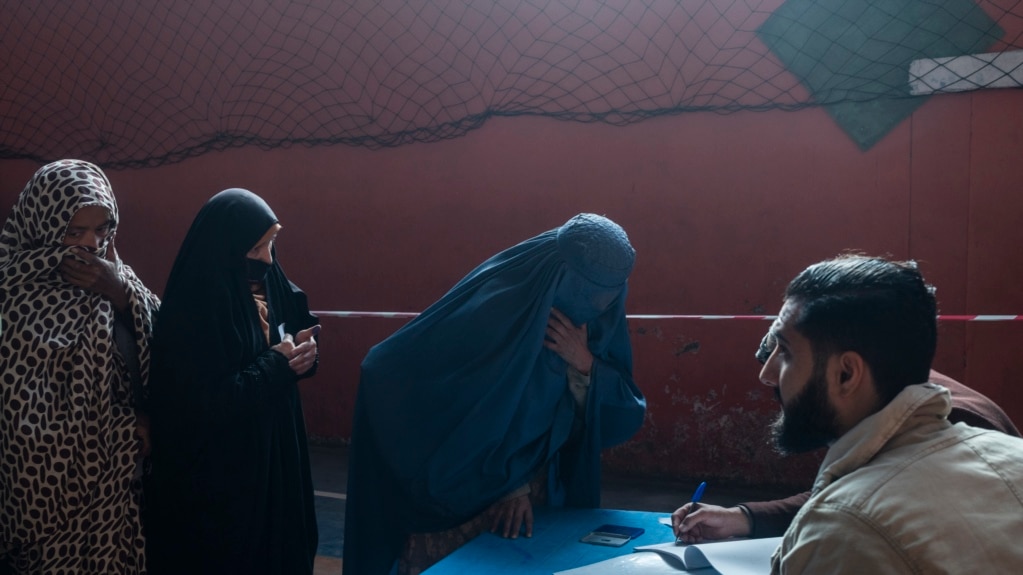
[671,480,754,545]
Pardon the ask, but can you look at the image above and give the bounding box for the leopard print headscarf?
[0,160,159,550]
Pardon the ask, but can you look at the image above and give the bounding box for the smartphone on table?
[579,524,646,547]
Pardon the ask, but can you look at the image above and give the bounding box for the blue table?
[422,508,675,574]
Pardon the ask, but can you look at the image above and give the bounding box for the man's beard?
[769,364,840,454]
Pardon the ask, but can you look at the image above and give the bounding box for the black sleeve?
[198,349,298,414]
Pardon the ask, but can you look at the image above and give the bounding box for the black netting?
[2,0,1022,167]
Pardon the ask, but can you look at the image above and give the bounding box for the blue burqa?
[344,214,646,574]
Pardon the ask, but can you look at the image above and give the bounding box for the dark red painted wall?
[4,91,1023,490]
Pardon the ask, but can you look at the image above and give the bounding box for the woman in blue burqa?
[345,213,646,575]
[143,189,321,575]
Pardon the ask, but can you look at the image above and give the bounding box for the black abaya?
[144,189,319,575]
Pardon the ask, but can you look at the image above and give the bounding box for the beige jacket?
[772,383,1023,574]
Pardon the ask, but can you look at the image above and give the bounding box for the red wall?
[3,90,1023,490]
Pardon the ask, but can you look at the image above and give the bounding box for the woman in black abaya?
[144,188,320,575]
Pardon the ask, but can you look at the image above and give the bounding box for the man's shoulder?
[817,424,1023,507]
[929,370,1021,436]
[791,429,1023,571]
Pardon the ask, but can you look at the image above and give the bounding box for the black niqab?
[145,188,319,575]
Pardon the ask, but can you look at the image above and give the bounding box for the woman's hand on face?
[544,308,593,375]
[59,245,129,311]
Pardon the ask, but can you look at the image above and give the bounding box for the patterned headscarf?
[0,159,117,268]
[0,159,158,545]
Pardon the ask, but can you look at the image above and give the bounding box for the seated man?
[673,347,1020,540]
[679,255,1023,573]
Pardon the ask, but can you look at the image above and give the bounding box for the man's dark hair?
[784,254,937,405]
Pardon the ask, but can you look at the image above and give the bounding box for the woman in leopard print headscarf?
[0,159,160,574]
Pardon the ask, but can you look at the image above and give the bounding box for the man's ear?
[829,351,883,432]
[832,351,868,398]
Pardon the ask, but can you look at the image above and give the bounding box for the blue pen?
[690,481,707,509]
[676,481,707,544]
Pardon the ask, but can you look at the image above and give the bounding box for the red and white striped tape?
[313,311,421,319]
[311,311,1023,321]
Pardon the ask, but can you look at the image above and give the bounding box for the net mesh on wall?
[1,0,1022,168]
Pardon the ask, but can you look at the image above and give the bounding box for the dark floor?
[308,443,791,573]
